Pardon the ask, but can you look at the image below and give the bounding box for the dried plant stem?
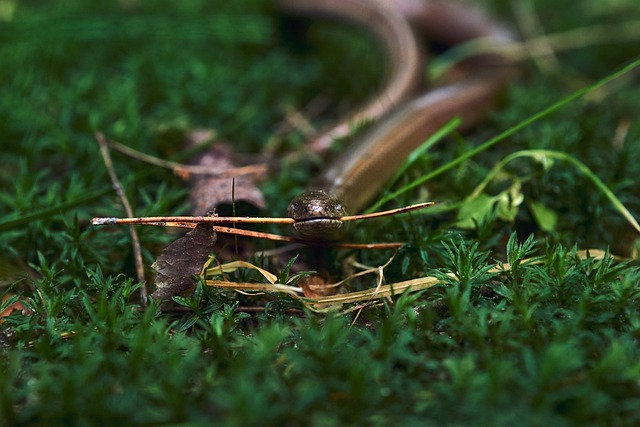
[91,202,435,248]
[340,202,434,221]
[108,139,267,179]
[91,202,435,226]
[99,222,405,248]
[450,20,640,63]
[93,215,294,226]
[512,0,561,73]
[203,249,615,312]
[95,132,148,304]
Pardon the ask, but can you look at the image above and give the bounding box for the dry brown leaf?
[188,143,265,214]
[151,223,217,300]
[299,275,340,298]
[0,294,29,320]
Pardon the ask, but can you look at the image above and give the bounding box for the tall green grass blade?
[467,149,640,232]
[368,57,640,213]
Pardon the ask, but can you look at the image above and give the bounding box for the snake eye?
[287,200,303,219]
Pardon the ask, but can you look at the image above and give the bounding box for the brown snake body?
[277,0,517,241]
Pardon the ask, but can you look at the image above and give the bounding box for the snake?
[277,0,517,241]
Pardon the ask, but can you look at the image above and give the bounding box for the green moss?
[1,0,640,425]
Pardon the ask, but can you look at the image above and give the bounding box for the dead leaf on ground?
[0,294,29,320]
[299,275,340,298]
[151,223,217,300]
[188,143,265,215]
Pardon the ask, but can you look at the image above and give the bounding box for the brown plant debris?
[151,223,217,300]
[188,143,265,214]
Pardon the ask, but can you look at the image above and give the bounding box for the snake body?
[278,0,517,241]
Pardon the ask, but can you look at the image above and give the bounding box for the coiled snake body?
[277,0,517,241]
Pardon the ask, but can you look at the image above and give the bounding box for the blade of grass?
[467,149,640,233]
[386,117,461,187]
[367,57,640,213]
[430,20,640,79]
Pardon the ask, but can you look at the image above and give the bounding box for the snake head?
[287,190,348,241]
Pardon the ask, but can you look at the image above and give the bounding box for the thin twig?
[92,215,295,226]
[96,222,407,249]
[340,202,435,221]
[513,0,561,73]
[91,202,435,226]
[108,139,268,179]
[95,132,148,304]
[91,201,436,248]
[430,20,640,81]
